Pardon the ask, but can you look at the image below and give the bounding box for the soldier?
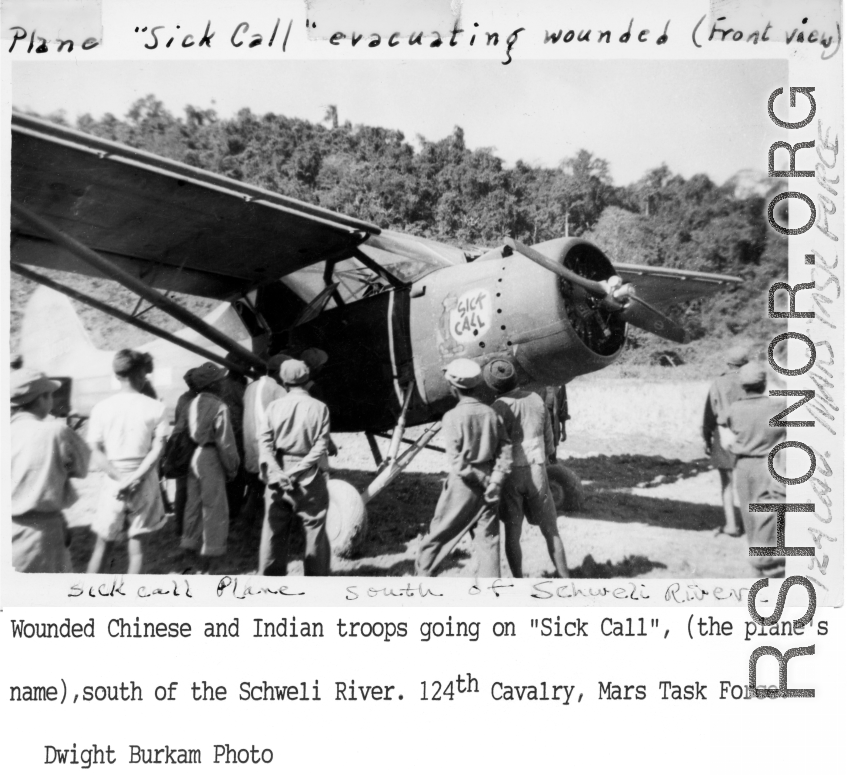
[87,350,168,574]
[490,361,569,579]
[180,362,241,566]
[300,347,329,378]
[170,368,200,537]
[11,368,90,572]
[416,359,511,578]
[240,353,290,522]
[300,346,337,457]
[725,363,786,578]
[259,359,332,576]
[702,345,749,537]
[536,384,569,454]
[209,360,247,520]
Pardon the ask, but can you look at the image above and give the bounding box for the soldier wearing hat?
[87,349,169,574]
[300,347,328,375]
[258,359,332,576]
[416,358,512,577]
[702,344,749,537]
[725,362,786,577]
[11,368,90,572]
[489,360,569,578]
[180,362,241,567]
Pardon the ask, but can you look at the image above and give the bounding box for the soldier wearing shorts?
[490,361,568,579]
[87,350,168,575]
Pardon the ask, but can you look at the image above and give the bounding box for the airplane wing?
[10,112,458,300]
[614,263,742,308]
[11,113,739,314]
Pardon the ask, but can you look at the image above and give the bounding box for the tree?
[551,149,616,235]
[323,105,339,130]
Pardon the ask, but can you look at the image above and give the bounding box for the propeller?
[616,293,687,343]
[503,238,688,344]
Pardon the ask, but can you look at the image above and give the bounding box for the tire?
[326,478,368,559]
[546,462,584,513]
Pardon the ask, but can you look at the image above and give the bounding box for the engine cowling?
[409,236,627,412]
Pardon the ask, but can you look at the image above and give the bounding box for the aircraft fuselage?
[283,238,627,432]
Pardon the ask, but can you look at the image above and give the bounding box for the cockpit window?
[280,231,461,306]
[281,257,387,308]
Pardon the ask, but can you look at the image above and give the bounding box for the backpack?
[161,397,198,478]
[161,427,196,478]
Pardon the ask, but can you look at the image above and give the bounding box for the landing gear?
[327,383,442,558]
[547,461,585,513]
[326,479,368,559]
[362,384,441,506]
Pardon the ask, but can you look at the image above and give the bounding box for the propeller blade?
[621,294,688,344]
[504,237,689,343]
[504,238,608,297]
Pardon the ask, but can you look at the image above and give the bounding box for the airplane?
[10,111,743,552]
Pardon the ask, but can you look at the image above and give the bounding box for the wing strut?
[11,201,267,372]
[11,264,250,375]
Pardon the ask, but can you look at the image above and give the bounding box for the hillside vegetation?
[11,98,786,369]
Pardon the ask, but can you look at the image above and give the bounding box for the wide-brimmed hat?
[443,358,482,390]
[193,362,227,389]
[11,368,61,406]
[280,359,311,386]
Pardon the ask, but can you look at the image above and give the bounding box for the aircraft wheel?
[326,478,368,559]
[547,462,584,514]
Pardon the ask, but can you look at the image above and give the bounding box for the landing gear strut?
[362,384,441,505]
[326,383,442,558]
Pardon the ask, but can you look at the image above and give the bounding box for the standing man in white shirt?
[86,349,169,575]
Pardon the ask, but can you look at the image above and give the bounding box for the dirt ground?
[63,377,760,579]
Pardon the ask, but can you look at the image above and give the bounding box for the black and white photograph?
[8,54,821,583]
[3,0,843,607]
[2,1,844,773]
